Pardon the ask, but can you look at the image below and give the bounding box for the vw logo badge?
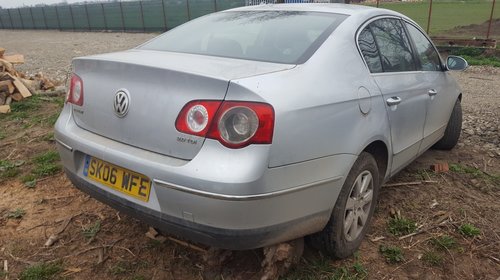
[114,90,130,118]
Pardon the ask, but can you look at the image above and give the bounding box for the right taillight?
[175,100,274,149]
[66,74,84,106]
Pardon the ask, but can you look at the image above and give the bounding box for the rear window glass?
[139,11,348,64]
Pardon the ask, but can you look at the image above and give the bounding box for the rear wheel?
[310,152,380,258]
[433,99,462,150]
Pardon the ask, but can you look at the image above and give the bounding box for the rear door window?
[369,18,416,72]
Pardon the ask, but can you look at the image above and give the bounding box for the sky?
[0,0,112,9]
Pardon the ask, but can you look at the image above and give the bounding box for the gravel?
[0,30,156,81]
[453,67,500,157]
[1,30,498,155]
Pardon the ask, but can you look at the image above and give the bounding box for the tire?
[433,99,462,150]
[309,152,380,259]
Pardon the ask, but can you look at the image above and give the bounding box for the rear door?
[358,18,427,174]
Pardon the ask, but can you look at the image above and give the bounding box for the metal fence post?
[55,6,62,30]
[161,0,168,31]
[29,7,35,29]
[376,0,379,8]
[426,0,433,34]
[119,1,126,32]
[214,0,218,12]
[8,9,14,29]
[85,4,91,31]
[139,1,145,32]
[42,6,48,29]
[0,12,4,29]
[486,0,496,39]
[186,0,191,21]
[101,3,108,31]
[69,5,76,31]
[18,8,25,29]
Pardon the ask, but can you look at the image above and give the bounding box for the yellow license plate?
[83,155,151,202]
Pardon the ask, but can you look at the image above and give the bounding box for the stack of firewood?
[0,47,61,114]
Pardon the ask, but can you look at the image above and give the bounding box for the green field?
[364,0,499,38]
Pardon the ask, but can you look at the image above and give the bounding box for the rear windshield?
[139,11,348,64]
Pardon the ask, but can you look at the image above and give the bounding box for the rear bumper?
[55,105,356,249]
[65,168,330,249]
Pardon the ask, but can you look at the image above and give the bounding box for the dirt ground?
[0,30,499,280]
[444,19,500,40]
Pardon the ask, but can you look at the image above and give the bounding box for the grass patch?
[7,208,26,219]
[422,251,443,266]
[0,159,20,179]
[19,262,63,280]
[109,261,131,275]
[449,163,500,186]
[459,223,481,237]
[34,150,60,164]
[462,55,500,67]
[450,163,485,176]
[82,220,101,240]
[431,235,456,250]
[388,217,417,236]
[283,256,367,280]
[379,245,404,264]
[10,95,42,113]
[31,150,61,178]
[46,113,60,126]
[21,174,38,188]
[364,1,500,37]
[42,132,55,141]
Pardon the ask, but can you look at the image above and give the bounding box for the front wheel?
[433,99,462,150]
[310,152,380,259]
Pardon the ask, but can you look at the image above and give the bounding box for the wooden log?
[41,79,55,90]
[0,84,8,94]
[21,78,41,92]
[3,54,24,64]
[5,96,12,105]
[0,58,15,74]
[11,92,23,102]
[37,86,67,97]
[0,105,10,114]
[0,80,15,94]
[0,48,5,57]
[0,92,6,105]
[8,74,32,98]
[0,73,10,81]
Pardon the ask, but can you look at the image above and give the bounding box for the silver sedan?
[55,3,467,258]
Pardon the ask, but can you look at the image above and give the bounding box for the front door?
[404,22,459,152]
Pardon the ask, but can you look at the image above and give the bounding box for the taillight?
[175,100,222,137]
[176,100,274,149]
[66,74,84,106]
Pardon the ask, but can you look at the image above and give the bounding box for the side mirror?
[446,55,468,71]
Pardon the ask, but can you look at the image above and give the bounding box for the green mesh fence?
[0,0,246,32]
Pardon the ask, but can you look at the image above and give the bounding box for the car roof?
[228,3,388,16]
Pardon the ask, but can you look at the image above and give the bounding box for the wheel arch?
[362,140,390,184]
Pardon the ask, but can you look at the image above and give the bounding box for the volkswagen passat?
[55,4,467,258]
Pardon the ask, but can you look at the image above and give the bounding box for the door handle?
[386,97,402,106]
[428,89,437,96]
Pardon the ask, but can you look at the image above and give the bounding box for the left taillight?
[66,74,84,106]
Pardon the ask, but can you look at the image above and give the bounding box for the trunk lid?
[72,50,293,160]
